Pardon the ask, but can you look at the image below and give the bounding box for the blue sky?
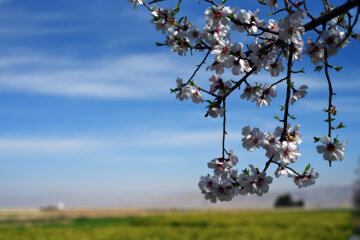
[0,0,359,207]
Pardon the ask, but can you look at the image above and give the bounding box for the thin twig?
[222,99,227,159]
[185,49,211,85]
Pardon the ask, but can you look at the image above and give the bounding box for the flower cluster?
[293,168,319,188]
[240,83,277,107]
[129,0,356,203]
[242,124,302,165]
[304,28,350,64]
[198,150,273,203]
[174,78,204,104]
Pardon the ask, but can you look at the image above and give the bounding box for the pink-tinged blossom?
[198,175,219,203]
[253,83,277,107]
[207,150,238,176]
[230,43,252,75]
[265,59,284,77]
[265,0,278,9]
[321,28,350,56]
[290,85,308,104]
[128,0,145,8]
[274,166,291,178]
[191,88,204,104]
[304,38,325,64]
[249,165,273,196]
[209,74,232,96]
[186,23,201,44]
[207,61,225,75]
[263,19,279,42]
[150,6,174,34]
[175,78,192,101]
[273,141,301,165]
[261,131,277,150]
[204,6,233,27]
[231,9,251,32]
[316,136,347,161]
[211,40,233,63]
[202,24,230,45]
[240,86,255,100]
[231,9,265,34]
[242,126,263,151]
[278,10,305,45]
[208,106,225,118]
[274,123,302,145]
[293,168,319,188]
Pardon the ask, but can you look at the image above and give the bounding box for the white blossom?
[278,10,306,45]
[208,106,225,118]
[274,166,291,177]
[128,0,145,8]
[290,85,308,104]
[211,39,233,63]
[273,141,301,165]
[175,78,192,101]
[293,168,319,188]
[242,126,263,151]
[316,136,346,162]
[252,83,277,107]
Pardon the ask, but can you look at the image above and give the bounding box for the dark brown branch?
[222,99,226,159]
[204,0,218,6]
[280,44,294,142]
[270,160,300,175]
[304,0,360,32]
[324,48,333,140]
[225,68,257,97]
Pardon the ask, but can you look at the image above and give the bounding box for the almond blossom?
[316,136,347,161]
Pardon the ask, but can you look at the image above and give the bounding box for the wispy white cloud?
[0,26,89,36]
[0,137,102,154]
[0,53,194,99]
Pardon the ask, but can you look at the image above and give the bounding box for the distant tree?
[274,194,304,208]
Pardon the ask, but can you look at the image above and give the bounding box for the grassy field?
[0,208,355,240]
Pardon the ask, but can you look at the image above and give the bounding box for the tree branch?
[304,0,360,32]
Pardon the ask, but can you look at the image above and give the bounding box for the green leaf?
[338,13,345,23]
[336,122,346,129]
[189,80,198,88]
[297,68,305,73]
[334,66,343,72]
[314,65,324,72]
[289,114,297,120]
[287,80,294,88]
[304,164,311,174]
[156,42,167,46]
[324,118,336,122]
[222,0,227,5]
[170,88,178,93]
[280,105,285,111]
[205,100,219,109]
[242,168,250,176]
[274,114,281,121]
[313,137,321,143]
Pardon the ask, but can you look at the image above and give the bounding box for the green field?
[0,209,355,240]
